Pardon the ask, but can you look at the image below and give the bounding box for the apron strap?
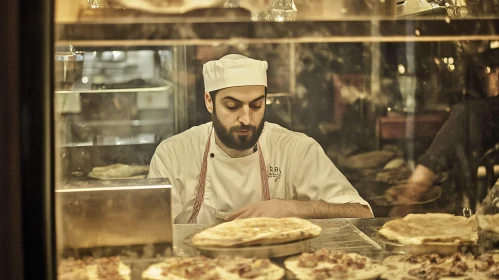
[187,130,212,224]
[188,129,271,224]
[258,142,271,201]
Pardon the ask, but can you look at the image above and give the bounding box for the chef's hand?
[385,183,427,205]
[225,199,300,221]
[386,183,429,217]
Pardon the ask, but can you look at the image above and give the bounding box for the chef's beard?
[212,107,265,151]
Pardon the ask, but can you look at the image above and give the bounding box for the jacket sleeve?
[290,136,371,209]
[148,142,183,221]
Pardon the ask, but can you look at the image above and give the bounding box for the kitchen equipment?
[57,179,173,249]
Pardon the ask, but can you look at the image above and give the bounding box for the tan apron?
[188,129,271,224]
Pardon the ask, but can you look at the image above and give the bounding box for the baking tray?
[183,234,313,258]
[309,220,382,253]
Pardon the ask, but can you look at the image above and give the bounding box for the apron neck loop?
[188,128,271,224]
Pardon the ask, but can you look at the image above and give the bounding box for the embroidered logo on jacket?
[268,166,282,182]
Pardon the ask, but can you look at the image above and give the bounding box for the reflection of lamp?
[224,0,240,8]
[267,0,297,22]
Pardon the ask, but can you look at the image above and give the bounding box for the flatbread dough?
[142,256,284,280]
[58,257,131,280]
[382,253,499,280]
[88,164,149,180]
[285,248,387,280]
[192,217,322,247]
[378,214,478,245]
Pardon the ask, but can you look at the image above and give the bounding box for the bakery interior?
[2,0,499,279]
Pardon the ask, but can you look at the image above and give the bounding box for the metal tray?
[183,234,313,259]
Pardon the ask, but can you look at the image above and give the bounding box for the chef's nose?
[238,106,251,126]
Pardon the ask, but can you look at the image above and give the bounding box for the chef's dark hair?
[209,87,268,102]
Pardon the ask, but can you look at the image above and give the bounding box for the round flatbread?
[382,253,499,280]
[378,214,478,245]
[142,257,219,280]
[142,256,284,280]
[215,257,285,280]
[284,248,387,280]
[192,217,322,247]
[88,164,149,180]
[58,256,131,280]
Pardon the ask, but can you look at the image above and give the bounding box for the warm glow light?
[398,64,406,74]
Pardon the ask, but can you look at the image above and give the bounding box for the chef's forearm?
[293,200,373,219]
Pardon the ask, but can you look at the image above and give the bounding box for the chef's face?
[206,85,266,151]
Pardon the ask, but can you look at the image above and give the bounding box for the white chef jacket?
[148,122,370,224]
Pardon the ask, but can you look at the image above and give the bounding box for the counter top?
[172,218,391,258]
[68,217,494,279]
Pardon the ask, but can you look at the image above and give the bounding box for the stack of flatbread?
[378,213,478,245]
[192,217,322,247]
[88,164,149,180]
[142,256,284,280]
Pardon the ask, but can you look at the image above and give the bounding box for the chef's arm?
[295,199,373,219]
[225,199,372,221]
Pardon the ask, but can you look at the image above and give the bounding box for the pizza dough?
[378,214,478,245]
[191,217,322,247]
[58,256,131,280]
[88,164,149,180]
[142,256,284,280]
[284,248,387,280]
[382,253,499,280]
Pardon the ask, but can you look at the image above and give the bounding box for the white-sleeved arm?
[148,142,183,221]
[290,137,371,208]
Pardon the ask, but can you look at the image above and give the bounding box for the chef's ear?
[205,92,214,114]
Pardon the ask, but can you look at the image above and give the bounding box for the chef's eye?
[250,104,262,110]
[225,103,239,110]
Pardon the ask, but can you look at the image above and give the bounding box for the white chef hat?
[203,54,268,92]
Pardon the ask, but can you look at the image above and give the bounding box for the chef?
[148,54,372,224]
